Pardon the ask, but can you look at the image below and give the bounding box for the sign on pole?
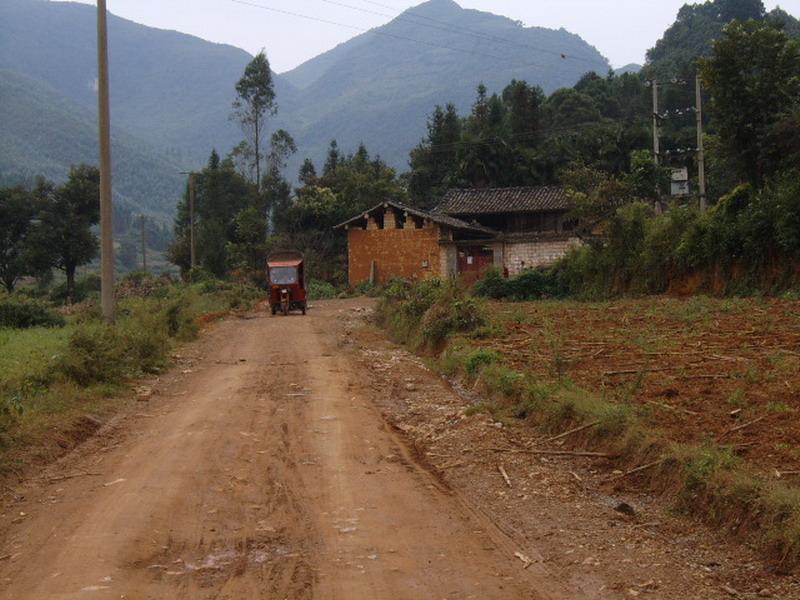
[671,168,690,197]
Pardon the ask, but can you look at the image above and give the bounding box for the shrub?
[308,279,337,300]
[49,274,101,304]
[508,269,566,300]
[57,324,126,386]
[116,272,172,299]
[474,267,567,301]
[464,348,501,376]
[473,268,508,299]
[421,295,484,348]
[0,296,65,329]
[377,278,485,350]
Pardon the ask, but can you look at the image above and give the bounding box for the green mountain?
[0,0,293,167]
[0,0,609,212]
[278,0,610,171]
[0,69,183,216]
[614,63,642,75]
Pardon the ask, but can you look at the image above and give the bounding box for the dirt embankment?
[478,298,800,476]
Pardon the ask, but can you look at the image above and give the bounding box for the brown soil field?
[477,296,800,477]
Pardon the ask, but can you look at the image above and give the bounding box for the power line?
[350,0,608,66]
[230,0,523,64]
[230,0,599,73]
[321,0,608,67]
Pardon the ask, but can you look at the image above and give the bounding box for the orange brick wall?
[347,226,442,285]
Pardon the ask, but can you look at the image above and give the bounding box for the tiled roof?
[437,186,570,215]
[334,200,497,236]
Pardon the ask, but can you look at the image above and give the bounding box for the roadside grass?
[375,280,800,571]
[0,279,262,476]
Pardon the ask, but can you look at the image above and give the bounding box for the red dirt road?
[0,301,585,599]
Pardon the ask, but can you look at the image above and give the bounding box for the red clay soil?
[479,297,800,477]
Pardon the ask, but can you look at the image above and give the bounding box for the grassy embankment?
[0,276,262,475]
[376,278,800,571]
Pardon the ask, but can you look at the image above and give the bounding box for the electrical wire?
[230,0,601,72]
[320,0,608,67]
[231,0,528,63]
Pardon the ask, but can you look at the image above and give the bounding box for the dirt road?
[0,300,583,599]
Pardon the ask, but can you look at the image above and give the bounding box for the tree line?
[166,0,799,292]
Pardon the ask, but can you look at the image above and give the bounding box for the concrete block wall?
[504,238,580,275]
[347,226,443,285]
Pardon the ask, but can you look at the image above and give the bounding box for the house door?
[457,246,495,284]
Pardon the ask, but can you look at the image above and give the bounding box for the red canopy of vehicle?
[268,259,302,268]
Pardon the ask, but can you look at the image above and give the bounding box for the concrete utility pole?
[140,214,147,273]
[696,73,707,212]
[180,171,197,270]
[651,80,660,166]
[649,79,662,207]
[97,0,115,323]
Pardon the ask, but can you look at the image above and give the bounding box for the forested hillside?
[0,70,183,216]
[645,0,799,77]
[0,0,608,211]
[279,0,609,170]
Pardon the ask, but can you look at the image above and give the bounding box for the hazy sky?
[57,0,799,72]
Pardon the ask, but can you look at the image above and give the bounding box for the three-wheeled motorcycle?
[266,251,307,316]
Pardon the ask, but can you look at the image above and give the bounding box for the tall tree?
[502,80,545,139]
[0,186,39,292]
[232,51,276,191]
[298,159,318,186]
[169,151,258,277]
[323,140,340,177]
[700,20,800,187]
[262,130,296,234]
[408,104,462,206]
[36,165,100,302]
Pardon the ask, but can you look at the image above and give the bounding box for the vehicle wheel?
[301,305,307,315]
[271,305,277,315]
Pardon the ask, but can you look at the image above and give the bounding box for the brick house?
[335,186,580,286]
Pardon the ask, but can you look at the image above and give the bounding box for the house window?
[508,212,562,233]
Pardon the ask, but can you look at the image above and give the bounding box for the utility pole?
[140,214,147,273]
[649,79,662,209]
[696,73,707,212]
[651,79,661,168]
[97,0,115,323]
[180,171,197,270]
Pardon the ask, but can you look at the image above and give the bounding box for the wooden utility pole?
[97,0,115,322]
[189,173,196,270]
[651,80,660,167]
[140,214,147,273]
[696,74,707,212]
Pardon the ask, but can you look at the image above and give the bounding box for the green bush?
[57,324,126,386]
[377,279,485,350]
[308,279,337,300]
[474,267,567,301]
[49,274,101,304]
[0,296,65,329]
[464,348,501,376]
[473,268,508,299]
